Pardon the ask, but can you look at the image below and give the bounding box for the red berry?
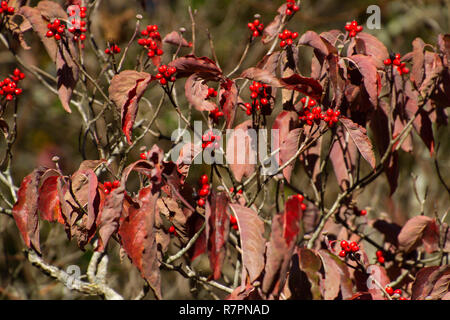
[296,194,304,202]
[376,250,384,258]
[112,180,120,189]
[394,289,402,295]
[232,224,239,230]
[230,215,237,225]
[384,59,392,65]
[300,203,307,211]
[104,181,112,189]
[199,188,209,197]
[197,198,205,207]
[104,188,110,195]
[169,225,176,234]
[340,240,348,249]
[339,250,347,257]
[378,256,385,264]
[360,209,367,216]
[200,174,208,185]
[385,286,394,295]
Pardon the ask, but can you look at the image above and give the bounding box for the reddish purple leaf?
[119,186,162,299]
[411,38,426,88]
[354,32,389,62]
[169,54,222,80]
[12,168,46,253]
[398,215,439,253]
[329,125,357,190]
[350,54,380,107]
[229,204,265,283]
[339,117,376,169]
[162,31,191,47]
[219,79,238,129]
[239,67,282,87]
[411,266,450,300]
[280,74,323,101]
[298,31,337,59]
[109,70,153,144]
[261,4,286,44]
[317,249,353,300]
[38,175,64,224]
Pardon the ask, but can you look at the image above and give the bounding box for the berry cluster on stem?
[285,0,300,16]
[385,287,406,300]
[103,180,120,195]
[201,131,221,150]
[105,44,121,55]
[279,29,299,48]
[376,250,385,264]
[138,25,163,58]
[67,5,88,46]
[247,19,264,38]
[338,240,360,258]
[297,97,341,127]
[295,194,307,211]
[345,20,363,37]
[0,68,25,102]
[196,175,210,208]
[155,65,176,86]
[0,1,14,15]
[229,214,239,230]
[384,53,410,75]
[244,81,272,115]
[46,19,65,41]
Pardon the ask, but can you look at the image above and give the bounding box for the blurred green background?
[0,0,449,299]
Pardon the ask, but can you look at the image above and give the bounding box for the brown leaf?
[339,117,376,169]
[296,248,322,299]
[229,204,265,283]
[261,4,286,44]
[109,70,153,144]
[329,126,357,190]
[184,74,217,111]
[298,31,337,60]
[411,38,426,88]
[239,67,282,87]
[36,1,68,20]
[317,249,353,300]
[438,34,450,68]
[162,31,191,47]
[12,168,46,253]
[398,215,439,253]
[354,32,389,62]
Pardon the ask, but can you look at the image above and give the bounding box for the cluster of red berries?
[0,69,25,101]
[345,20,363,38]
[247,19,264,38]
[244,81,272,115]
[67,5,88,45]
[297,97,341,127]
[209,107,224,124]
[201,131,221,150]
[385,287,406,300]
[137,25,163,58]
[196,175,210,208]
[104,44,121,55]
[168,225,177,236]
[285,0,300,16]
[155,65,176,85]
[103,180,120,195]
[376,250,385,264]
[383,54,410,75]
[338,240,360,257]
[0,1,14,15]
[294,194,308,211]
[206,87,218,100]
[139,149,150,160]
[279,29,299,48]
[229,214,239,231]
[46,19,66,41]
[229,187,243,195]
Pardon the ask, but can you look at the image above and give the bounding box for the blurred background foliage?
[0,0,449,299]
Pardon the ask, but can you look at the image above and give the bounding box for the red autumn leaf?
[296,248,322,299]
[38,175,64,224]
[109,70,153,144]
[298,30,337,60]
[169,54,222,80]
[225,120,257,182]
[119,186,162,299]
[398,215,439,253]
[162,31,191,47]
[280,74,323,102]
[317,249,353,300]
[339,117,376,169]
[261,4,286,44]
[365,265,390,300]
[184,74,217,112]
[411,265,450,300]
[329,125,357,190]
[12,168,46,254]
[206,192,230,280]
[283,195,303,246]
[349,54,380,107]
[279,129,302,183]
[354,32,389,62]
[219,79,238,129]
[228,204,265,283]
[239,67,282,87]
[438,34,450,68]
[411,38,426,88]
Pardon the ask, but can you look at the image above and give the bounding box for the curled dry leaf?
[298,31,337,60]
[229,204,265,283]
[397,215,440,253]
[411,265,450,300]
[261,4,286,44]
[184,74,217,112]
[169,54,222,80]
[109,70,153,144]
[219,79,238,129]
[317,249,353,300]
[163,31,191,47]
[38,175,64,224]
